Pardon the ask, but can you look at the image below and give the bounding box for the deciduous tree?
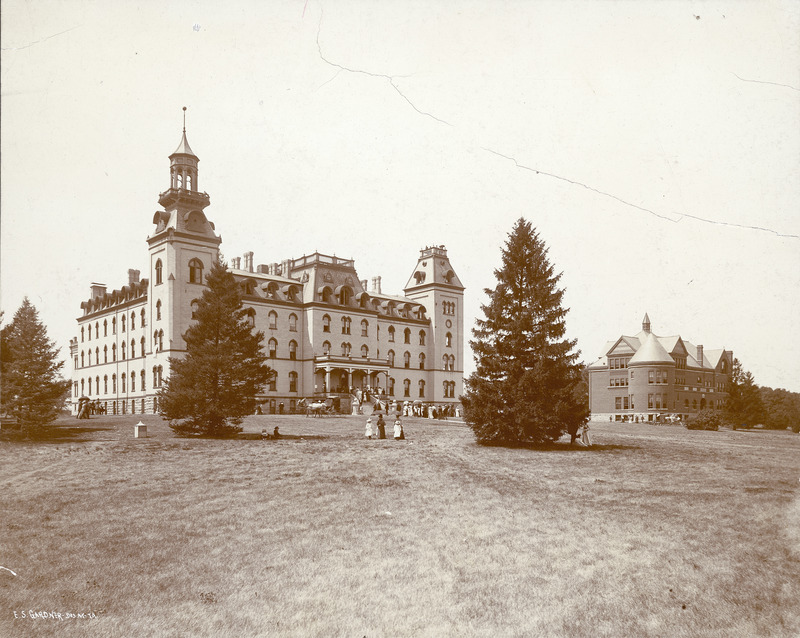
[462,218,588,445]
[725,358,765,428]
[159,259,273,436]
[0,299,70,429]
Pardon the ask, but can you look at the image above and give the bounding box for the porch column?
[325,367,331,393]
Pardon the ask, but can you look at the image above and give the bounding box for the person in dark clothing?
[377,414,386,439]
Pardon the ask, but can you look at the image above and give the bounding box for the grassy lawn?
[1,415,798,637]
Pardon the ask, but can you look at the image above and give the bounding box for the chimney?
[244,252,254,273]
[232,257,241,270]
[90,283,107,299]
[127,269,140,285]
[376,276,382,294]
[281,259,291,277]
[256,264,269,274]
[361,279,368,290]
[697,345,704,367]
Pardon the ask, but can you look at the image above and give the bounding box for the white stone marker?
[134,421,147,438]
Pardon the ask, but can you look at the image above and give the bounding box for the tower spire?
[182,106,186,133]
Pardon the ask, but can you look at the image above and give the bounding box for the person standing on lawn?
[394,418,404,440]
[378,415,387,439]
[581,422,592,446]
[365,417,373,440]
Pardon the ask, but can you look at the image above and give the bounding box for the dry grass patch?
[1,416,798,637]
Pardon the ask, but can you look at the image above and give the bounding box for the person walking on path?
[581,422,592,447]
[365,417,373,440]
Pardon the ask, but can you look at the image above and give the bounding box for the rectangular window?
[623,396,629,409]
[648,371,654,384]
[615,397,622,410]
[648,393,654,409]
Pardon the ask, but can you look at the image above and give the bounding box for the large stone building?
[588,314,732,422]
[70,127,465,416]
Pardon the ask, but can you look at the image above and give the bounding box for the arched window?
[95,321,99,338]
[341,342,351,357]
[141,309,146,328]
[322,314,331,332]
[419,353,426,369]
[388,350,395,367]
[158,330,164,351]
[450,355,456,371]
[95,347,99,363]
[112,374,117,393]
[81,379,85,395]
[446,332,452,347]
[442,355,448,370]
[104,375,108,394]
[322,341,331,355]
[121,373,126,393]
[268,375,277,392]
[404,328,411,344]
[289,371,298,393]
[131,373,136,392]
[389,377,395,396]
[339,287,351,306]
[112,317,116,334]
[189,258,203,284]
[361,320,369,337]
[81,351,85,367]
[155,259,163,285]
[269,338,277,358]
[130,339,136,358]
[141,370,146,392]
[289,340,297,360]
[289,314,298,332]
[87,350,92,366]
[140,337,145,355]
[112,344,117,361]
[121,342,126,360]
[103,319,108,336]
[87,325,91,341]
[88,377,92,395]
[403,351,411,368]
[361,345,369,358]
[246,308,256,328]
[403,379,411,397]
[81,326,85,342]
[341,317,351,335]
[419,330,426,346]
[157,366,163,387]
[269,311,278,330]
[191,300,199,320]
[419,380,426,398]
[153,367,159,388]
[388,326,395,342]
[130,312,136,330]
[121,315,126,332]
[156,300,162,320]
[443,380,449,398]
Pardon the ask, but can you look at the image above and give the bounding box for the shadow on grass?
[476,440,640,452]
[0,425,114,443]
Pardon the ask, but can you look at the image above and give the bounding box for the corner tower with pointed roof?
[147,110,221,366]
[403,245,464,403]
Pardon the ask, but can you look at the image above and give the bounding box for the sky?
[2,0,799,392]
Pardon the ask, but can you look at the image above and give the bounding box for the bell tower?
[147,109,221,368]
[403,245,465,404]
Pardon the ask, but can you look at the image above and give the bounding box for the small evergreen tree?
[0,299,70,429]
[159,259,273,437]
[725,358,765,428]
[462,218,588,445]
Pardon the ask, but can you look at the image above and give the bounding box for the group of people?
[76,397,106,419]
[568,422,592,446]
[365,413,405,440]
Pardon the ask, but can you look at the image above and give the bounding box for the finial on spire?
[182,106,187,133]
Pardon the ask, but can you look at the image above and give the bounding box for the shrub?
[686,409,722,431]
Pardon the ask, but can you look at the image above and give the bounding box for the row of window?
[442,301,456,316]
[648,370,668,384]
[610,377,628,387]
[154,258,203,286]
[609,357,629,370]
[81,310,148,342]
[76,367,161,396]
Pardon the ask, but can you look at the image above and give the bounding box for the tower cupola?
[642,312,651,334]
[158,107,210,212]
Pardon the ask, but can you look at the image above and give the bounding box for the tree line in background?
[724,358,800,433]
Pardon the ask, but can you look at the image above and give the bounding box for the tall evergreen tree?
[0,299,70,429]
[159,259,273,437]
[462,218,588,444]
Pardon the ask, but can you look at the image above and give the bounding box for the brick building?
[587,314,732,422]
